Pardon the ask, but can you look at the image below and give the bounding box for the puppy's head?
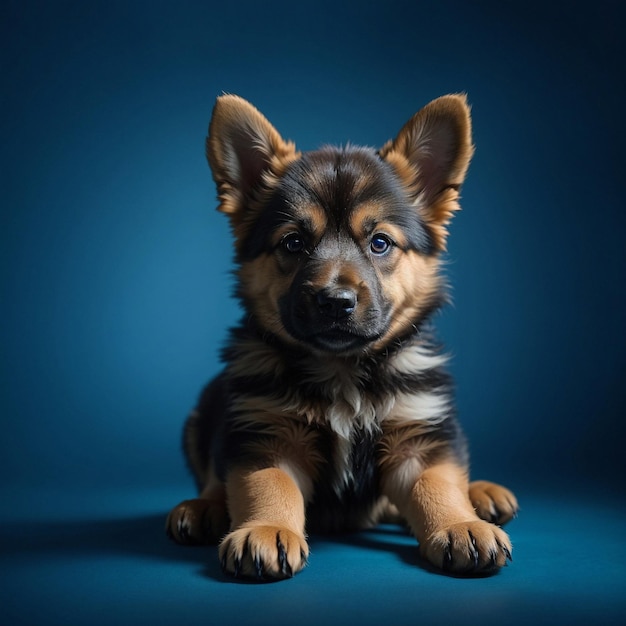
[206,94,473,355]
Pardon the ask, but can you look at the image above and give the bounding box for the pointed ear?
[206,95,299,217]
[379,94,474,250]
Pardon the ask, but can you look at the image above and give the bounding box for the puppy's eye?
[370,234,392,255]
[281,233,305,253]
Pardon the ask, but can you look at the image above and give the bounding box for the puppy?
[166,94,518,579]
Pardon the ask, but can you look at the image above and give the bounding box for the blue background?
[1,1,625,624]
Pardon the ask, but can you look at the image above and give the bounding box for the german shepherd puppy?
[166,94,518,579]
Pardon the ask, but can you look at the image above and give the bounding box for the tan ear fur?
[206,94,299,219]
[379,94,474,250]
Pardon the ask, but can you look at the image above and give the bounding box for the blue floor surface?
[1,486,625,626]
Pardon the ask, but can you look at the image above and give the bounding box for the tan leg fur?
[390,462,513,573]
[218,467,309,579]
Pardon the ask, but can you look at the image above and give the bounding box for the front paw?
[420,520,512,574]
[219,524,309,580]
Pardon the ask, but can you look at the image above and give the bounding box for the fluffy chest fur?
[224,325,452,433]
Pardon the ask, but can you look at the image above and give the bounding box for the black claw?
[220,553,227,572]
[504,545,513,562]
[254,554,264,579]
[179,513,191,542]
[467,531,479,569]
[232,536,250,577]
[495,538,512,563]
[300,549,309,567]
[488,549,498,569]
[276,533,291,577]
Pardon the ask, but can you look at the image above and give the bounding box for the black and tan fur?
[166,94,518,579]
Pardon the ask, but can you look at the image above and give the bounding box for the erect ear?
[206,94,299,217]
[379,94,474,250]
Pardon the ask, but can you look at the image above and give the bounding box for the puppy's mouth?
[298,318,388,353]
[309,329,374,353]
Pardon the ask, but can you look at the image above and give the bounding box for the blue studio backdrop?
[1,1,625,625]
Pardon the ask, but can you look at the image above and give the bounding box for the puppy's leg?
[219,466,309,580]
[412,463,512,573]
[469,480,519,526]
[166,467,229,545]
[384,461,512,574]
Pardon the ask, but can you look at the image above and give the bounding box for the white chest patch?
[301,343,450,437]
[302,361,388,439]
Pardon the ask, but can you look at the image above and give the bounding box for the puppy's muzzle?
[316,287,357,320]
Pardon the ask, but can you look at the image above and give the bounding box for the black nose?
[316,288,357,319]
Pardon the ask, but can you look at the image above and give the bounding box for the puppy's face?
[237,148,442,354]
[206,95,473,355]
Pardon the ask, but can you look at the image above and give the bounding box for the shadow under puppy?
[167,94,518,579]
